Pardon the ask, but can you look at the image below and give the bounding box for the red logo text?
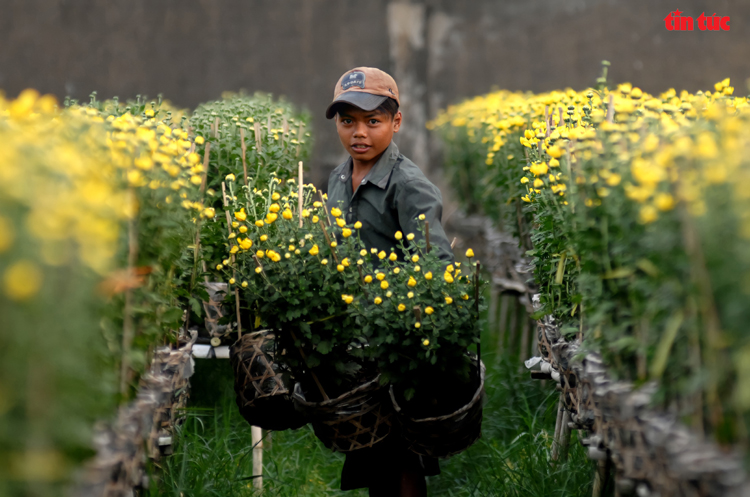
[664,10,730,31]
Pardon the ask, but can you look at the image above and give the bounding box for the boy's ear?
[393,111,402,133]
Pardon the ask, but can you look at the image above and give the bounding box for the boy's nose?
[353,123,367,137]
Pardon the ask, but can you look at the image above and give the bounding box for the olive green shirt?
[326,141,454,264]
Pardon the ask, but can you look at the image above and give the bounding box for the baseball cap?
[325,67,400,119]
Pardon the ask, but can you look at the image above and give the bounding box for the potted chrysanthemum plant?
[346,217,487,458]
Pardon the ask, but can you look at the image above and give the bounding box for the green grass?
[149,330,595,497]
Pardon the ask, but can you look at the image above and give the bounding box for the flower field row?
[430,66,750,444]
[0,90,309,494]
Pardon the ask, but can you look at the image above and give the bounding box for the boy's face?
[335,104,402,164]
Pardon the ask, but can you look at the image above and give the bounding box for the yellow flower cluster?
[0,90,202,301]
[430,78,750,225]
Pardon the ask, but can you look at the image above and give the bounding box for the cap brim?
[325,92,388,119]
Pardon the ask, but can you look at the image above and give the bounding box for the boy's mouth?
[351,143,372,153]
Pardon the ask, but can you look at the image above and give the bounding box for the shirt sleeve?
[394,178,455,264]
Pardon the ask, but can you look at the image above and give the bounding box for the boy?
[325,67,454,497]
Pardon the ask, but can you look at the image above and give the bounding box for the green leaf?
[162,307,184,324]
[649,311,683,380]
[404,388,415,401]
[316,340,332,355]
[189,297,202,316]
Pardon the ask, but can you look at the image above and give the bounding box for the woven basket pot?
[292,374,393,453]
[389,359,486,459]
[230,331,307,431]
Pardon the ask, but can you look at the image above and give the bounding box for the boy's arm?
[395,178,455,264]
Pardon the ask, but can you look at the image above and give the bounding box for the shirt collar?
[338,141,400,190]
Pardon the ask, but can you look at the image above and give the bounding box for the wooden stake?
[213,117,220,138]
[239,128,249,186]
[282,117,289,147]
[298,161,304,228]
[450,237,457,250]
[251,425,263,490]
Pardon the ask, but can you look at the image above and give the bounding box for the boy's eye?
[369,119,379,125]
[342,118,352,124]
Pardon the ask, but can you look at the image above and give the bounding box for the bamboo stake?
[450,237,457,250]
[318,220,339,263]
[194,156,212,336]
[520,313,530,360]
[120,194,139,398]
[282,117,289,147]
[474,261,481,383]
[317,190,331,226]
[200,142,211,192]
[298,161,304,228]
[488,287,498,331]
[551,394,564,460]
[239,128,249,186]
[558,409,571,461]
[591,458,610,497]
[296,123,305,156]
[267,115,272,137]
[424,220,431,253]
[508,298,518,353]
[222,182,242,339]
[253,121,262,153]
[678,200,724,431]
[251,425,263,490]
[496,294,509,362]
[606,94,615,123]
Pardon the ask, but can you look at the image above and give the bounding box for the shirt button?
[361,179,366,184]
[340,174,346,180]
[349,207,352,212]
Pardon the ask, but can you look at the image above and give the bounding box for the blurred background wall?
[1,0,747,189]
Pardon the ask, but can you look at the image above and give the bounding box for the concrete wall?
[1,0,748,190]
